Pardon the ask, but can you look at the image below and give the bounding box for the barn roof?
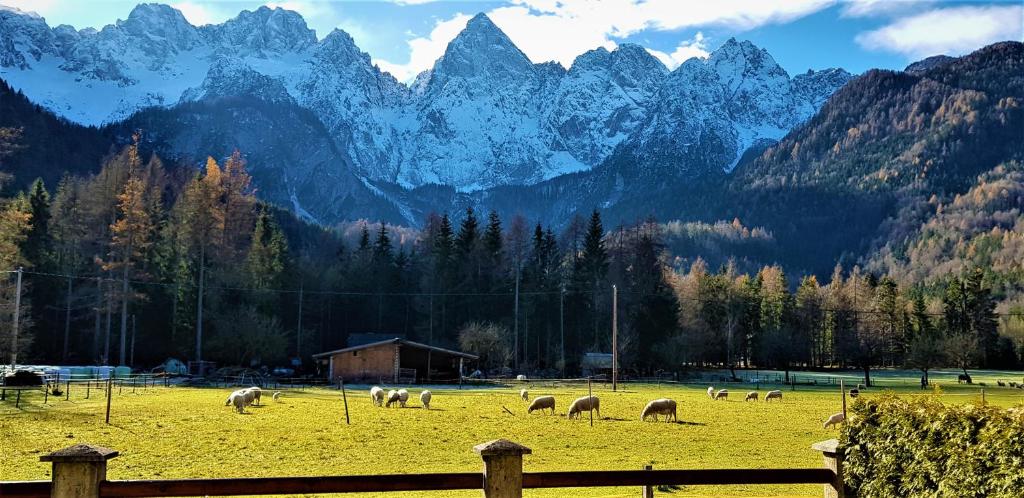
[312,338,478,360]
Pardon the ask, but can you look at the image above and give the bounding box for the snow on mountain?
[398,13,584,190]
[616,38,853,175]
[546,44,668,167]
[0,3,853,222]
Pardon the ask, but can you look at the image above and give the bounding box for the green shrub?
[841,394,1024,498]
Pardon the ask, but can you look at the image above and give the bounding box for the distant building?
[581,352,613,377]
[313,337,478,384]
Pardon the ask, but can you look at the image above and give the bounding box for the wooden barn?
[313,338,478,383]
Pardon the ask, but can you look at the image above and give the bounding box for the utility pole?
[119,239,131,366]
[612,284,618,392]
[130,315,136,367]
[195,248,205,374]
[63,277,72,361]
[560,286,565,378]
[297,284,304,363]
[9,267,23,369]
[93,277,101,361]
[513,260,520,370]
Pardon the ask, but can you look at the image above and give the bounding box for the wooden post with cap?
[812,439,847,498]
[40,444,119,498]
[474,439,531,498]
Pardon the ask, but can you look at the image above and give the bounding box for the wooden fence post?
[642,464,654,498]
[474,439,531,498]
[812,439,847,498]
[40,444,119,498]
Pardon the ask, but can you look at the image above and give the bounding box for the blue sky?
[6,0,1023,81]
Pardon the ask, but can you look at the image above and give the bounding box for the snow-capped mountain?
[0,3,853,225]
[611,39,853,176]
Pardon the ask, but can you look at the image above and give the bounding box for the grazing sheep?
[1010,382,1018,387]
[641,398,677,422]
[272,391,282,401]
[520,389,529,401]
[386,390,400,407]
[823,412,846,429]
[849,388,859,398]
[765,390,783,402]
[370,386,385,407]
[397,389,410,408]
[226,392,247,413]
[245,387,262,405]
[745,391,758,402]
[979,382,988,387]
[567,395,600,420]
[528,395,556,415]
[707,386,715,399]
[242,389,258,406]
[516,374,527,381]
[714,389,729,400]
[997,380,1006,387]
[420,390,432,410]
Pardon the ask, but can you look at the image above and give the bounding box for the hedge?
[841,394,1024,498]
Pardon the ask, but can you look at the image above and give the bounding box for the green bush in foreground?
[842,394,1024,498]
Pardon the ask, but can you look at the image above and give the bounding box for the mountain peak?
[123,3,192,28]
[466,12,498,31]
[211,5,317,55]
[429,10,533,86]
[0,4,42,20]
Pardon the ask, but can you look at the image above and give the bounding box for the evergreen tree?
[246,207,288,290]
[23,178,51,269]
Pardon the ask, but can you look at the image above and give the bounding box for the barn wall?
[328,344,396,382]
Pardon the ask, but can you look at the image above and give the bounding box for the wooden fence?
[0,439,849,498]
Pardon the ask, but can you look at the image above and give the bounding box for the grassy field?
[3,376,1023,498]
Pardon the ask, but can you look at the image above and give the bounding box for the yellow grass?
[2,381,1022,497]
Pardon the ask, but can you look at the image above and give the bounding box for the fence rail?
[0,439,849,498]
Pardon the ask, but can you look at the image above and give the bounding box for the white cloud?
[374,13,472,82]
[647,32,709,69]
[840,0,933,18]
[170,2,215,26]
[390,0,444,5]
[376,0,831,80]
[856,5,1024,59]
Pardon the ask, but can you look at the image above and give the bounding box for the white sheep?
[707,386,715,399]
[386,390,400,407]
[370,386,385,407]
[226,391,247,413]
[823,412,845,429]
[745,391,758,402]
[397,389,410,408]
[528,395,556,415]
[272,391,282,401]
[242,389,257,406]
[567,395,600,420]
[714,389,729,400]
[249,387,262,405]
[640,398,677,422]
[765,390,783,402]
[420,390,432,410]
[520,389,529,401]
[516,374,527,381]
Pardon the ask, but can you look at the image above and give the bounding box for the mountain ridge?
[0,3,851,208]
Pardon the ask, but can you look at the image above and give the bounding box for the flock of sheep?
[521,388,668,422]
[224,386,282,413]
[369,386,432,409]
[222,383,847,429]
[706,386,846,429]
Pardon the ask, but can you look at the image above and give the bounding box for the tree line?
[1,139,1022,377]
